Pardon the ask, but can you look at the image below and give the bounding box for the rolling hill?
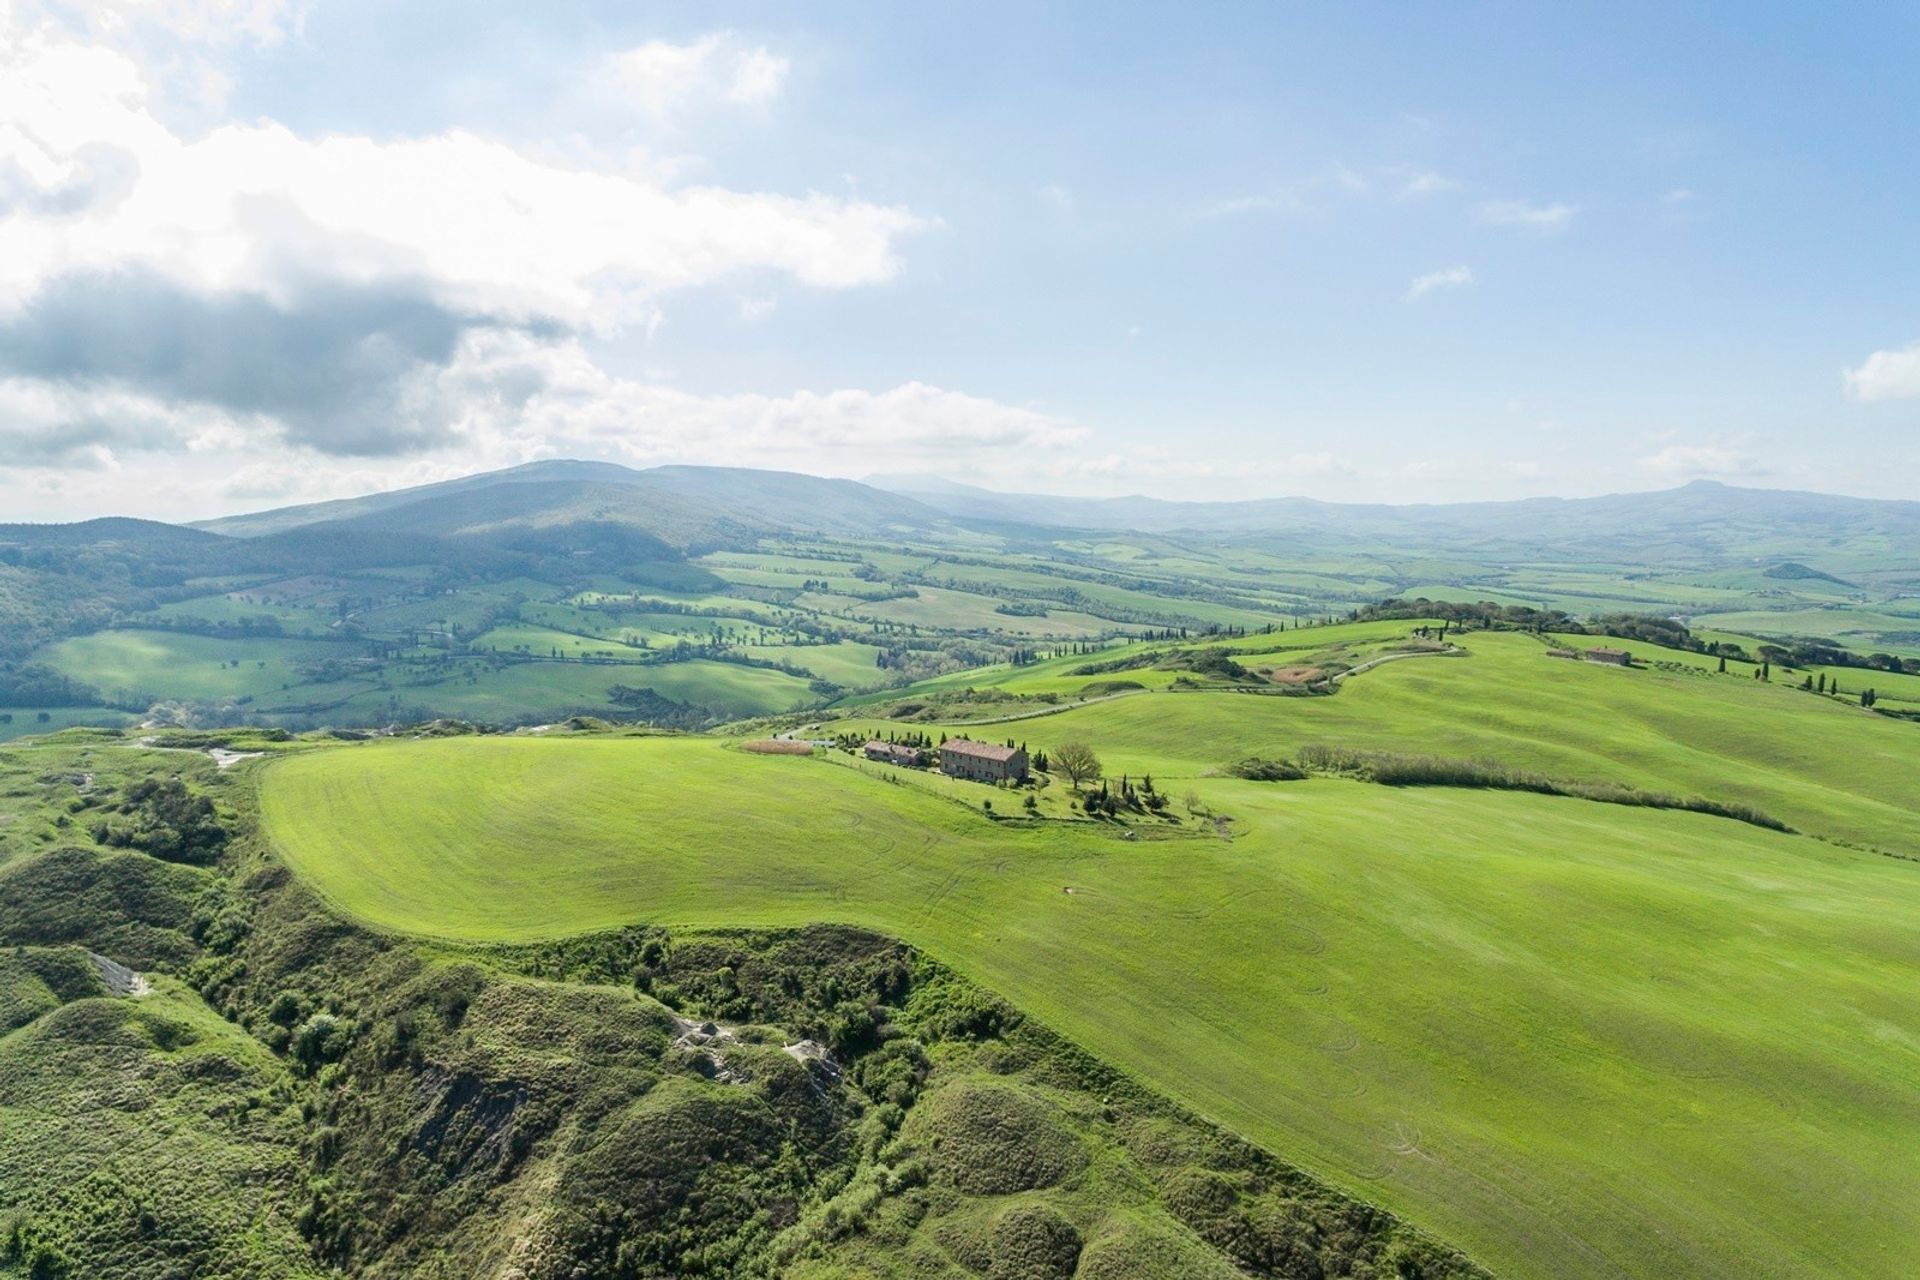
[260,619,1920,1280]
[195,460,950,547]
[872,474,1920,566]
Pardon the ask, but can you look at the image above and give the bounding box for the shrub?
[1294,744,1790,832]
[903,1081,1085,1194]
[1223,757,1307,782]
[987,1204,1083,1280]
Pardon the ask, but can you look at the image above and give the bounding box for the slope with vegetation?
[260,700,1920,1280]
[0,732,1477,1279]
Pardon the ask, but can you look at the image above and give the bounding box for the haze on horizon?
[1,0,1917,524]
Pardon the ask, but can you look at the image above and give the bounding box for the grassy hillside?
[839,626,1920,859]
[0,736,1474,1279]
[261,733,1920,1280]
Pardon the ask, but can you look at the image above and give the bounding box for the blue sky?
[2,1,1917,519]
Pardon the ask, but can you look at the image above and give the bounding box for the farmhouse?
[939,738,1029,784]
[864,741,924,767]
[1586,647,1633,666]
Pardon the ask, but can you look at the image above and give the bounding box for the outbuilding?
[864,741,924,767]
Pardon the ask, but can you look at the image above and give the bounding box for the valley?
[2,466,1918,1279]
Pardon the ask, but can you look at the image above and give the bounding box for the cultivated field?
[262,676,1920,1280]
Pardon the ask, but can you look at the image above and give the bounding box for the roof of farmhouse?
[941,739,1022,762]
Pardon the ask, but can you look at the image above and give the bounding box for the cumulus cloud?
[1635,445,1767,479]
[0,13,1101,523]
[600,32,791,119]
[0,18,935,461]
[427,331,1090,469]
[1843,342,1920,402]
[1478,199,1576,231]
[0,34,924,324]
[1407,265,1473,299]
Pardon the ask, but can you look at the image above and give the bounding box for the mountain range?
[165,461,1920,573]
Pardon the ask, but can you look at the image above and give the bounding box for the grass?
[833,627,1920,858]
[261,733,1920,1280]
[321,656,817,723]
[35,630,359,706]
[0,708,138,742]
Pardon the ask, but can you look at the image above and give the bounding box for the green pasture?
[0,707,139,741]
[261,735,1920,1280]
[34,630,362,706]
[133,593,337,636]
[1565,629,1920,709]
[736,641,886,688]
[833,586,1130,637]
[470,624,654,661]
[833,626,1920,858]
[318,657,816,723]
[1692,606,1920,654]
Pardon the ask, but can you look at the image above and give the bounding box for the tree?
[1052,741,1103,791]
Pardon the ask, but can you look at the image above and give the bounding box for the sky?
[2,0,1918,522]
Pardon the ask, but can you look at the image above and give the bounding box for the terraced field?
[261,629,1920,1280]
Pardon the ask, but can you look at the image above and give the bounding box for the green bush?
[1295,744,1790,831]
[1223,757,1307,781]
[904,1081,1085,1195]
[986,1204,1082,1280]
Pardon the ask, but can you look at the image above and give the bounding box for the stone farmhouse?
[939,739,1029,783]
[864,741,924,767]
[1586,647,1633,666]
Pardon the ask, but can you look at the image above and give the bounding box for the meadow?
[260,730,1920,1280]
[36,629,363,706]
[839,626,1920,858]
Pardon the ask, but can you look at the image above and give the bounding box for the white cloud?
[1663,188,1694,204]
[1843,342,1920,402]
[1407,264,1473,299]
[1201,166,1379,219]
[0,19,935,457]
[600,32,790,119]
[0,32,922,327]
[1201,193,1299,219]
[433,332,1090,466]
[1635,445,1767,479]
[39,0,306,47]
[1478,199,1576,231]
[1399,170,1456,198]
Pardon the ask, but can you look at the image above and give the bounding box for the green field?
[36,630,365,707]
[262,719,1920,1280]
[835,628,1919,859]
[0,707,139,741]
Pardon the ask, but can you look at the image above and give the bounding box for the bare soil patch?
[740,739,816,756]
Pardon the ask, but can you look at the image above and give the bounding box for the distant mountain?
[197,461,948,548]
[0,516,227,550]
[868,476,1920,567]
[164,461,1920,573]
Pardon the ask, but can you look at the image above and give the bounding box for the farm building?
[939,739,1029,784]
[864,741,924,767]
[1586,647,1633,666]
